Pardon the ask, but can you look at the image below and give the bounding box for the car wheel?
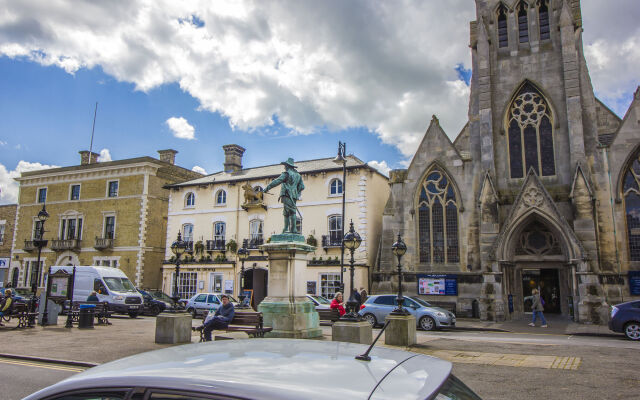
[128,312,138,318]
[363,313,377,327]
[150,305,161,316]
[624,321,640,341]
[419,316,436,331]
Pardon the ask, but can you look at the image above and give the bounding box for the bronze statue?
[265,158,304,233]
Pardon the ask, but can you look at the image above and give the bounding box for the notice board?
[417,274,458,296]
[629,271,640,295]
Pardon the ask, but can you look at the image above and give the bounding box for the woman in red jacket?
[330,292,345,316]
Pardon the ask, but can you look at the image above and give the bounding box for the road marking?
[0,357,86,373]
[412,349,581,370]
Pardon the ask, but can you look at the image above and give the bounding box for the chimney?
[79,150,99,165]
[222,144,245,173]
[157,149,178,165]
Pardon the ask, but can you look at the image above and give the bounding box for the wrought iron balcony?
[94,237,114,250]
[23,239,47,252]
[206,239,226,251]
[322,235,343,248]
[51,239,81,251]
[184,241,194,252]
[243,237,264,249]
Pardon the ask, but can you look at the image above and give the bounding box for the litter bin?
[78,304,95,329]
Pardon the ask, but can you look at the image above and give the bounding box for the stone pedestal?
[155,313,192,344]
[258,240,322,339]
[332,321,372,344]
[384,314,416,346]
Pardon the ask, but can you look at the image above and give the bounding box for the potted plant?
[306,234,318,247]
[226,239,238,254]
[194,240,205,257]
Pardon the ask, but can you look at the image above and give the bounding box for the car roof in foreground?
[27,339,452,400]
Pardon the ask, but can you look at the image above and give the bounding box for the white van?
[50,266,143,318]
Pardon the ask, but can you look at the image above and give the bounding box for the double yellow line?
[0,357,87,373]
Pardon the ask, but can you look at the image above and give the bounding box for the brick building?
[0,204,17,286]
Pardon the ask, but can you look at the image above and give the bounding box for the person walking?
[359,287,368,305]
[528,288,548,327]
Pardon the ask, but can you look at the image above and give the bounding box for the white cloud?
[166,117,195,140]
[192,165,206,175]
[97,148,112,162]
[367,160,390,177]
[0,141,7,146]
[0,161,59,204]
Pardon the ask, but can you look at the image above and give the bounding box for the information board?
[629,271,640,295]
[417,274,458,296]
[50,276,69,298]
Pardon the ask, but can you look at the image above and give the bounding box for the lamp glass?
[171,234,186,256]
[238,247,249,261]
[37,208,49,222]
[343,231,362,250]
[392,236,407,257]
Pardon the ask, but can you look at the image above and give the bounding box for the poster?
[307,281,317,295]
[224,280,234,294]
[417,274,458,296]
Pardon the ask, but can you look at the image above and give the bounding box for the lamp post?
[340,220,362,321]
[31,205,49,325]
[390,234,409,316]
[169,232,187,312]
[237,246,249,308]
[333,141,347,294]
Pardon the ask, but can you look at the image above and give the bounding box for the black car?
[137,289,171,316]
[609,300,640,340]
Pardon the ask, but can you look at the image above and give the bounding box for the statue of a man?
[265,158,305,233]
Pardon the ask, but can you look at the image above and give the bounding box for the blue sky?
[0,1,638,204]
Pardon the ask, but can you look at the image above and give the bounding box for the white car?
[184,293,239,318]
[25,339,483,399]
[306,294,332,309]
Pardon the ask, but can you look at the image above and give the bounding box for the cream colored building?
[162,145,389,307]
[10,150,202,290]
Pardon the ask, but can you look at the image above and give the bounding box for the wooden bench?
[0,302,38,329]
[67,301,114,325]
[199,310,273,341]
[317,308,341,326]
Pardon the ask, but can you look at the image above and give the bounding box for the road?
[0,357,85,400]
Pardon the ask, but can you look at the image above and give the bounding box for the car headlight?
[435,312,446,317]
[114,295,124,301]
[611,306,619,318]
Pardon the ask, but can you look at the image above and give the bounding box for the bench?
[317,308,341,326]
[0,302,38,329]
[198,310,273,341]
[67,301,114,325]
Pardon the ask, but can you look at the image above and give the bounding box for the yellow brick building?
[10,150,202,290]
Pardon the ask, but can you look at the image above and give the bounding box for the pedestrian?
[528,288,548,328]
[87,291,99,302]
[0,289,13,326]
[354,288,362,305]
[330,292,346,316]
[360,287,368,304]
[194,294,235,341]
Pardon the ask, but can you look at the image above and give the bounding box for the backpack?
[540,297,545,307]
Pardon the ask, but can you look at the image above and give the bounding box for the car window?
[434,374,482,399]
[311,295,331,304]
[148,392,234,399]
[208,295,220,304]
[404,298,419,308]
[410,297,433,307]
[373,296,395,306]
[51,391,129,400]
[195,294,207,302]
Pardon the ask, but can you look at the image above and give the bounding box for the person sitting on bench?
[86,291,99,302]
[0,289,13,325]
[194,294,235,341]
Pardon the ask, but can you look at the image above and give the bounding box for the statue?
[265,157,304,234]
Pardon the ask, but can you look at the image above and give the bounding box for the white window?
[32,220,45,240]
[249,219,263,242]
[0,223,5,245]
[172,271,197,299]
[70,184,81,200]
[214,222,225,241]
[209,273,224,293]
[37,187,47,203]
[320,273,341,299]
[107,181,119,197]
[215,189,226,205]
[185,192,195,207]
[328,215,343,245]
[182,223,194,243]
[329,179,343,195]
[104,216,116,239]
[60,216,83,240]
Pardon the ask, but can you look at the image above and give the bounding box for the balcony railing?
[184,241,194,252]
[243,237,264,249]
[23,239,47,252]
[94,237,114,250]
[51,239,81,251]
[206,239,226,251]
[322,235,342,248]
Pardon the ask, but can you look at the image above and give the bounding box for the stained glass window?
[507,84,555,178]
[623,154,640,261]
[417,168,459,264]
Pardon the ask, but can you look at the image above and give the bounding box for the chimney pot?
[222,144,245,173]
[157,149,178,165]
[79,150,99,165]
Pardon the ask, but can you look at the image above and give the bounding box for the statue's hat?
[281,157,298,169]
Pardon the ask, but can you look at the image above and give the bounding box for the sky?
[0,0,638,204]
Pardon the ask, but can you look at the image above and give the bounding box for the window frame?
[106,180,119,198]
[69,184,81,201]
[215,189,227,206]
[249,219,263,242]
[184,192,196,208]
[517,2,529,44]
[497,4,509,48]
[328,215,343,245]
[0,222,5,245]
[103,214,116,240]
[60,214,84,240]
[36,187,47,204]
[622,152,640,261]
[319,272,341,299]
[182,223,194,244]
[329,178,343,196]
[538,0,550,41]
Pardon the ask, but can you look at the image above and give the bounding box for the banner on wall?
[416,274,458,296]
[0,258,9,269]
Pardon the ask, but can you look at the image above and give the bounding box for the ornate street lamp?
[333,141,347,294]
[237,246,249,308]
[340,220,362,321]
[31,204,49,324]
[169,232,187,311]
[390,234,409,316]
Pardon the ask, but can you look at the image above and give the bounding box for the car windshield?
[310,295,331,304]
[224,295,238,303]
[410,296,432,307]
[103,277,137,292]
[148,291,174,302]
[13,288,32,296]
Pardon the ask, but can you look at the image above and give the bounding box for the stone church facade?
[376,0,640,324]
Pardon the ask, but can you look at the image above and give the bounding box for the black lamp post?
[237,247,249,308]
[333,141,347,294]
[340,220,362,321]
[390,234,409,316]
[169,232,187,311]
[31,205,49,324]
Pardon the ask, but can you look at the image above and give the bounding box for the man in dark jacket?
[197,294,235,341]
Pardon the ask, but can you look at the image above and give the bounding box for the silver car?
[184,292,239,318]
[359,294,456,331]
[25,339,482,400]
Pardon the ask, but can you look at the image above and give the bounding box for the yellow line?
[0,358,86,373]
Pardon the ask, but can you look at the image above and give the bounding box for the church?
[376,0,640,324]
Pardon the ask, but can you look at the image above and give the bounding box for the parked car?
[25,339,482,400]
[306,294,331,309]
[609,300,640,340]
[185,293,239,318]
[137,289,171,316]
[0,287,29,304]
[359,294,456,331]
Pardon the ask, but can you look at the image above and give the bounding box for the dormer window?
[538,0,550,41]
[497,4,509,48]
[518,2,529,43]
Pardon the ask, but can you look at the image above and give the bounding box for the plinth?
[258,237,322,339]
[155,313,192,344]
[332,320,372,344]
[384,314,417,346]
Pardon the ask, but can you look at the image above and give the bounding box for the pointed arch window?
[538,0,550,41]
[508,83,555,178]
[517,2,529,43]
[497,4,509,48]
[417,168,459,264]
[623,153,640,261]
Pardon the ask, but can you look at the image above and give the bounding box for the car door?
[192,294,207,314]
[372,295,396,322]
